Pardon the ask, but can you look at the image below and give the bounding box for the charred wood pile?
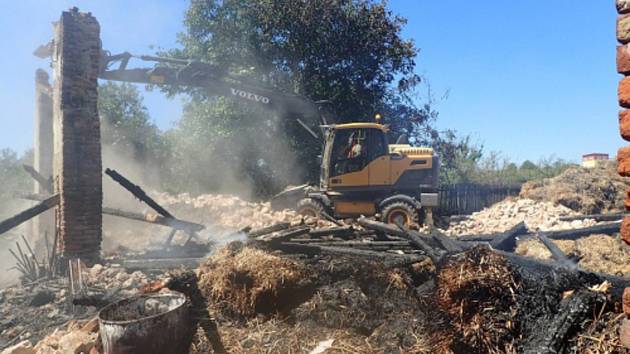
[195,214,629,353]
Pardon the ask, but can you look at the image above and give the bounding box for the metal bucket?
[98,291,195,354]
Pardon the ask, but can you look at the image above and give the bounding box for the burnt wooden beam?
[559,213,625,222]
[493,248,630,301]
[489,222,528,251]
[458,221,620,244]
[22,164,53,194]
[16,193,204,234]
[255,226,311,243]
[537,233,577,269]
[248,222,291,238]
[0,194,59,235]
[308,226,355,238]
[521,290,605,353]
[102,207,205,233]
[105,168,173,218]
[358,217,445,263]
[540,221,620,240]
[280,241,424,263]
[288,239,412,251]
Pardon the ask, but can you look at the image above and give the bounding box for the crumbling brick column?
[52,8,102,264]
[617,1,630,246]
[33,69,55,238]
[616,2,630,347]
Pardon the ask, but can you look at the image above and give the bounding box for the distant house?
[582,153,609,168]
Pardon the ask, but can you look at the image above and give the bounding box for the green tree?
[98,82,167,163]
[433,131,484,184]
[164,0,430,194]
[0,148,32,218]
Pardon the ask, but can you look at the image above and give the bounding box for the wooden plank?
[0,194,59,235]
[105,168,173,218]
[22,164,53,194]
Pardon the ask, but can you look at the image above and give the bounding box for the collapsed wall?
[52,8,102,264]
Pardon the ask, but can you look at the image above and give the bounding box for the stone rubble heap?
[0,264,154,352]
[154,192,301,230]
[445,198,597,236]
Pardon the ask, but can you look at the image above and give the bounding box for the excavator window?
[331,129,367,176]
[330,128,386,177]
[367,129,387,161]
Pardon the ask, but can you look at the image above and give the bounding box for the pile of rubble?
[520,161,630,214]
[445,198,596,236]
[3,318,100,354]
[0,263,155,350]
[155,193,300,230]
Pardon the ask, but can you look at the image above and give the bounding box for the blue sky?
[0,1,622,163]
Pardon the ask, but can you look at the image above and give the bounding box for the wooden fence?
[437,183,522,216]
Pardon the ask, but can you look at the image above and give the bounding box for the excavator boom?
[99,51,330,131]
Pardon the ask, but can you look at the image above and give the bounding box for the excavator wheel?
[380,200,419,228]
[297,198,326,218]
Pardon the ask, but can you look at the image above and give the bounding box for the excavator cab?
[299,122,440,227]
[321,123,388,190]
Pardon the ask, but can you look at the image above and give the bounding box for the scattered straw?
[198,246,313,317]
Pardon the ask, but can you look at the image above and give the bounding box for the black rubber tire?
[380,200,419,227]
[297,198,325,218]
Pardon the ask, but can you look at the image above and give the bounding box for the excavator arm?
[99,51,330,138]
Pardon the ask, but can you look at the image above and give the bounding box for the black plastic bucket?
[98,291,195,354]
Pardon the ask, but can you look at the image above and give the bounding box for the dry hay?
[190,317,431,354]
[520,161,630,214]
[198,244,314,318]
[515,235,630,277]
[292,265,432,352]
[191,262,432,354]
[436,246,520,353]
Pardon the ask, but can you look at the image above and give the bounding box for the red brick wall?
[52,9,102,264]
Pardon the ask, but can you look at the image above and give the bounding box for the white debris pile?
[155,192,301,229]
[2,318,101,354]
[445,198,598,236]
[87,263,151,296]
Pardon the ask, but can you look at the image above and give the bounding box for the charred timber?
[493,248,630,301]
[457,221,620,244]
[255,226,311,243]
[104,168,173,218]
[22,164,53,194]
[0,194,59,235]
[102,207,204,233]
[289,239,411,247]
[248,222,291,238]
[308,226,355,238]
[558,213,625,222]
[357,218,445,263]
[537,233,577,269]
[280,241,424,264]
[521,290,606,353]
[537,221,620,240]
[489,222,528,251]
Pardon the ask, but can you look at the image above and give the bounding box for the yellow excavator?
[292,119,439,226]
[98,52,440,226]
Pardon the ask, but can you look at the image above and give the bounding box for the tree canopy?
[159,0,437,191]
